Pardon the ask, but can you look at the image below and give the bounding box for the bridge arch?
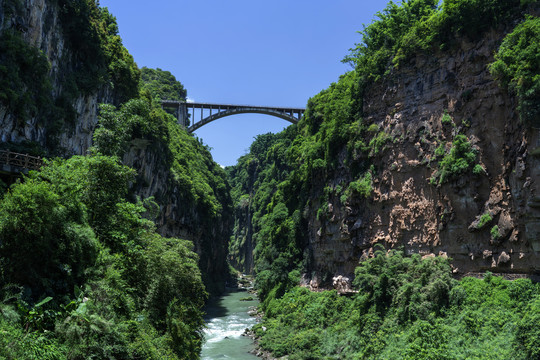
[187,107,300,132]
[161,101,305,133]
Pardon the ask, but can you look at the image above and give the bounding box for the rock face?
[307,29,540,286]
[0,0,112,155]
[229,200,255,274]
[121,139,233,293]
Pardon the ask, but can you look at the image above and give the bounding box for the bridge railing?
[0,150,43,170]
[161,100,306,132]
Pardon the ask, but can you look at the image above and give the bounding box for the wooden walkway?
[0,150,43,171]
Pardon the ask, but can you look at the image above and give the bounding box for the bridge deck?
[162,100,305,112]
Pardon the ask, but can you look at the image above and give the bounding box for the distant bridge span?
[161,100,305,132]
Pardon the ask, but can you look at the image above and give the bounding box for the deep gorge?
[1,0,540,359]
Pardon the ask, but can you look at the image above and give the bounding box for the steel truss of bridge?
[161,100,305,132]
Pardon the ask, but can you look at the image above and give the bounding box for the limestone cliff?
[0,0,112,155]
[121,138,233,293]
[307,29,540,286]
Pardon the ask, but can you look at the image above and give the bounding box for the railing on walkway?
[0,150,43,170]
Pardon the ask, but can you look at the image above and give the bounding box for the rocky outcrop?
[0,0,112,154]
[306,29,540,285]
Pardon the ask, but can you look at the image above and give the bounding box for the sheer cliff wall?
[0,0,111,154]
[307,30,540,285]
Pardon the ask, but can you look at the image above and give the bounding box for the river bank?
[245,330,284,360]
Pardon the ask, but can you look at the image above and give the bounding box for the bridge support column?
[175,102,189,127]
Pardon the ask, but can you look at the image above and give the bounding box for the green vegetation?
[226,0,534,307]
[491,225,501,240]
[56,0,140,103]
[96,73,233,295]
[367,123,379,133]
[0,25,74,147]
[2,0,538,358]
[0,140,46,157]
[226,130,299,274]
[490,15,540,126]
[434,143,446,157]
[0,66,230,359]
[141,67,187,102]
[369,131,390,155]
[254,251,540,359]
[0,1,233,357]
[433,134,477,184]
[94,98,169,157]
[99,96,229,222]
[0,29,52,124]
[476,212,493,229]
[224,1,540,359]
[473,163,485,175]
[0,0,140,151]
[140,67,189,126]
[227,0,534,282]
[227,68,370,276]
[441,111,453,125]
[0,156,206,359]
[343,170,373,202]
[345,0,529,82]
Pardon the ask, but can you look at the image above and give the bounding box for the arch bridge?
[161,100,305,132]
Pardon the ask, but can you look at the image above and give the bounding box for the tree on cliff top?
[141,67,187,102]
[490,15,540,126]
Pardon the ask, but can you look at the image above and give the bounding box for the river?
[200,288,260,360]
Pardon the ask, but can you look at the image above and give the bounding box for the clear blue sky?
[99,0,390,166]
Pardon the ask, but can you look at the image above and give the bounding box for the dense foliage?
[0,0,139,151]
[344,0,532,82]
[227,68,388,301]
[0,21,70,147]
[56,0,140,103]
[139,67,189,125]
[96,72,233,295]
[226,128,303,295]
[0,156,206,359]
[0,29,52,126]
[2,0,538,358]
[227,0,536,293]
[431,134,477,185]
[1,2,232,358]
[254,251,540,359]
[141,67,187,102]
[490,15,540,126]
